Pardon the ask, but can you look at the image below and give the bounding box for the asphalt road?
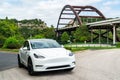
[1,49,120,80]
[0,52,17,71]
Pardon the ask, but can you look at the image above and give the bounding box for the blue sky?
[0,0,120,27]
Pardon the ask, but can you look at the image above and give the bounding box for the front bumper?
[32,56,75,72]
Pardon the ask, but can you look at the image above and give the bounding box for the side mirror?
[23,47,27,50]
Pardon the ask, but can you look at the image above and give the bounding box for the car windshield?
[30,40,61,49]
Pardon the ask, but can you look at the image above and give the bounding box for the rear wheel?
[28,58,34,75]
[18,54,23,68]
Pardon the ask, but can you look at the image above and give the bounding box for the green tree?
[19,26,31,39]
[32,34,45,39]
[61,32,69,44]
[0,20,18,37]
[0,19,20,47]
[0,34,6,47]
[44,26,55,39]
[74,24,90,42]
[74,28,81,42]
[3,36,21,49]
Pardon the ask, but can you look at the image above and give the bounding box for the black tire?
[28,58,34,75]
[18,54,23,68]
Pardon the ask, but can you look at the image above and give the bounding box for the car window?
[30,40,61,49]
[23,41,30,50]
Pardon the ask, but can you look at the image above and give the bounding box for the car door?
[20,41,30,65]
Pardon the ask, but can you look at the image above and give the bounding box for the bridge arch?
[56,5,106,32]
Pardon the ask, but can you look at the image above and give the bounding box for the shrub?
[32,34,45,39]
[0,35,6,47]
[116,42,120,48]
[14,35,25,45]
[3,36,21,49]
[61,32,69,44]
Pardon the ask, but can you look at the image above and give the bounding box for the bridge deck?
[87,18,120,28]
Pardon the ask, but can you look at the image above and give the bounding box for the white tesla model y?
[18,39,75,75]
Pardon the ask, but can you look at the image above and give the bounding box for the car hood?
[32,48,70,58]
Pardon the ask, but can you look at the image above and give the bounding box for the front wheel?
[28,58,34,75]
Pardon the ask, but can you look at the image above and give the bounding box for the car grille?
[46,65,70,69]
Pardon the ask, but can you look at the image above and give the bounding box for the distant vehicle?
[18,39,75,75]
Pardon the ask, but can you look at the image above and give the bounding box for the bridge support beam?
[113,25,116,45]
[106,27,109,44]
[90,27,93,44]
[99,27,101,44]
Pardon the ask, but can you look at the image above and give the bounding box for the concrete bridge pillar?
[113,25,116,45]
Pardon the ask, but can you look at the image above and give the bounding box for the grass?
[63,43,118,52]
[0,48,19,53]
[0,44,118,53]
[65,46,117,52]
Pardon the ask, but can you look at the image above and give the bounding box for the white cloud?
[1,0,120,27]
[101,6,120,18]
[25,0,102,26]
[100,0,120,18]
[103,0,120,6]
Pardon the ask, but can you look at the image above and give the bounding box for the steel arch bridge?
[57,5,106,30]
[56,5,118,42]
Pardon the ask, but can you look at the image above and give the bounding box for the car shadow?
[21,66,74,76]
[34,70,74,76]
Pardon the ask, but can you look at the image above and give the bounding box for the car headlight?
[69,52,74,56]
[34,53,45,59]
